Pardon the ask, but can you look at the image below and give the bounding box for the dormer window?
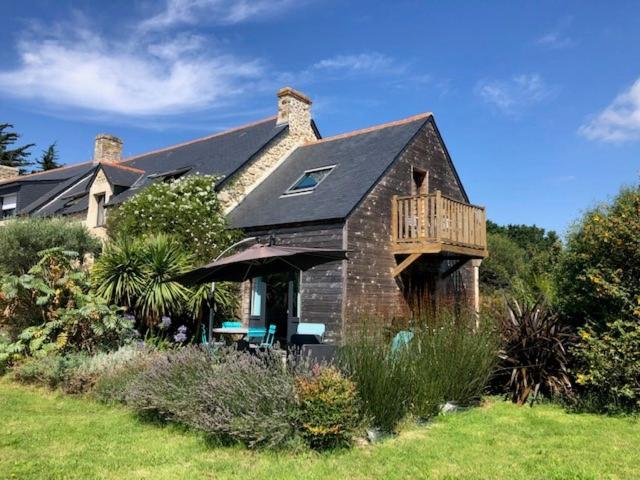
[0,193,17,219]
[284,165,335,196]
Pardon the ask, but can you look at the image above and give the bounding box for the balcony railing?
[391,191,487,257]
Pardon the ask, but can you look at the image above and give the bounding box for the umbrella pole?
[205,236,257,343]
[207,281,216,344]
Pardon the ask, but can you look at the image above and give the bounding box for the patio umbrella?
[176,243,348,285]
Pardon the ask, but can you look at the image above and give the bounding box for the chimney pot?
[94,134,123,163]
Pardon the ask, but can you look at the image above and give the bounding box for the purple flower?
[174,325,188,343]
[159,316,172,330]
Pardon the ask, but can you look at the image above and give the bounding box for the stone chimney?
[93,134,123,163]
[0,165,19,182]
[276,87,313,136]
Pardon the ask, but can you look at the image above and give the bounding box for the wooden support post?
[391,195,398,241]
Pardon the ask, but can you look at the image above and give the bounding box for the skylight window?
[284,166,335,195]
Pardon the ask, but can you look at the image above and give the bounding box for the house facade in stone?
[0,87,487,345]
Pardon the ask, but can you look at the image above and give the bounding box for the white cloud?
[0,22,264,117]
[579,78,640,142]
[535,32,575,49]
[312,53,398,74]
[535,17,576,50]
[140,0,299,30]
[475,74,553,115]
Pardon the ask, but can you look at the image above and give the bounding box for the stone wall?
[219,88,317,213]
[0,165,19,182]
[86,168,113,239]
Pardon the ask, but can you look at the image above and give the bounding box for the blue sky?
[1,1,639,235]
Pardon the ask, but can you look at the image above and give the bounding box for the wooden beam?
[392,253,421,277]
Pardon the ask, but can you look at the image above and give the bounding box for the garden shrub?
[340,309,499,431]
[0,249,136,370]
[125,346,216,421]
[572,319,640,413]
[12,353,88,389]
[408,314,498,418]
[106,175,239,264]
[103,174,241,326]
[494,298,575,405]
[192,350,299,449]
[339,327,413,433]
[295,365,361,449]
[0,217,101,276]
[64,345,150,394]
[126,347,299,449]
[92,353,156,404]
[557,184,640,331]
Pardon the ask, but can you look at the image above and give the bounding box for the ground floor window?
[0,193,17,219]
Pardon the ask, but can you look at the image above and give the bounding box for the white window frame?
[1,193,17,219]
[282,165,336,197]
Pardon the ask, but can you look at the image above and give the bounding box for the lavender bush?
[125,346,299,449]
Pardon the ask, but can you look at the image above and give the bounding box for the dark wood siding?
[241,222,345,344]
[344,119,472,326]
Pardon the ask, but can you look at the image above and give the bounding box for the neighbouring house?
[0,87,487,345]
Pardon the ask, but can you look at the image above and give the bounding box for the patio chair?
[246,327,267,345]
[390,330,414,353]
[222,321,242,328]
[260,324,277,348]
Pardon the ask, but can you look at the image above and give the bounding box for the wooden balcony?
[391,191,488,275]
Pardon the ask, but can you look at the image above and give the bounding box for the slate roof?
[1,116,289,216]
[0,162,97,215]
[101,163,144,187]
[227,114,433,229]
[107,116,287,206]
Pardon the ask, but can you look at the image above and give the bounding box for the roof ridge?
[306,112,432,145]
[0,160,95,186]
[99,161,145,174]
[120,115,278,164]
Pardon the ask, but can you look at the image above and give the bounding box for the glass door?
[249,276,266,328]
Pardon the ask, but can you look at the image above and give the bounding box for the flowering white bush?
[107,175,239,264]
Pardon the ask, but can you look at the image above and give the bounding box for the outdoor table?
[211,327,248,344]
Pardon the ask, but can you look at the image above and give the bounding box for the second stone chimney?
[0,165,19,182]
[93,134,123,163]
[276,87,313,136]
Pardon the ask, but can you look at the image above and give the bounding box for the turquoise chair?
[222,321,242,328]
[247,327,267,345]
[297,323,325,341]
[391,330,414,353]
[261,324,277,348]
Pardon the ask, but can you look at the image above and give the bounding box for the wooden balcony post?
[435,190,442,242]
[391,195,398,241]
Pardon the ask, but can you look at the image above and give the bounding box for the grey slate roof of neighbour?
[101,163,144,187]
[227,114,433,230]
[1,116,289,216]
[33,174,95,217]
[107,116,288,206]
[1,163,98,215]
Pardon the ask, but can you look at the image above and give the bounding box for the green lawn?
[1,380,638,480]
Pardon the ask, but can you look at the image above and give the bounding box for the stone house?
[0,87,487,344]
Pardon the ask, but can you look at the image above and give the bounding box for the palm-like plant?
[137,234,193,325]
[92,235,195,328]
[92,238,146,308]
[497,298,575,405]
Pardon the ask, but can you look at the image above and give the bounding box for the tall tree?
[35,142,62,171]
[0,123,34,172]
